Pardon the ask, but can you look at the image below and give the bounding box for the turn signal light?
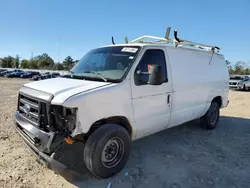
[64,137,73,145]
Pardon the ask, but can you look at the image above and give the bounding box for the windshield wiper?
[84,71,107,82]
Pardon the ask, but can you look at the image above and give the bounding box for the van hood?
[24,77,111,96]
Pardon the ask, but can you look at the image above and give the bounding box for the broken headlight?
[51,105,77,135]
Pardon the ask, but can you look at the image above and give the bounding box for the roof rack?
[126,27,220,53]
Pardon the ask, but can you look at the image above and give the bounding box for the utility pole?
[57,36,60,63]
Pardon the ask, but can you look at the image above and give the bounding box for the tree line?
[0,54,79,71]
[227,60,250,75]
[0,54,249,75]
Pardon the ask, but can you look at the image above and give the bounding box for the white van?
[14,29,229,178]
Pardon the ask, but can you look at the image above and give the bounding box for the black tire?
[243,84,246,91]
[200,102,220,130]
[84,124,131,178]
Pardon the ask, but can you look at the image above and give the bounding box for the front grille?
[230,82,237,85]
[18,94,48,130]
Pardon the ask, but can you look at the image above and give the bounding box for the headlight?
[51,106,77,134]
[63,107,77,132]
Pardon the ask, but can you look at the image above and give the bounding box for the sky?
[0,0,249,64]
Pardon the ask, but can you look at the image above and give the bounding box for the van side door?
[131,48,172,139]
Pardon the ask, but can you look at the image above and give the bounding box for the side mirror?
[148,64,163,85]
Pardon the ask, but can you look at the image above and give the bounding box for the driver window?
[134,49,167,85]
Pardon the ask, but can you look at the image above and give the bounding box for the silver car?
[229,75,250,90]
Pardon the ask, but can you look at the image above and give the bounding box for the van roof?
[100,43,223,56]
[99,32,222,55]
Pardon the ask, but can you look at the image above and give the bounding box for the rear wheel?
[243,84,246,91]
[84,124,131,178]
[200,102,220,129]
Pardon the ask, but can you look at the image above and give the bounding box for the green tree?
[20,59,30,69]
[74,60,79,64]
[12,55,20,68]
[244,68,250,75]
[29,59,39,69]
[53,63,64,70]
[0,56,15,68]
[63,56,74,70]
[228,67,233,75]
[234,61,246,75]
[34,53,54,69]
[234,65,244,75]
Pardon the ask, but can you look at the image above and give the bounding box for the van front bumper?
[14,111,65,159]
[13,111,86,181]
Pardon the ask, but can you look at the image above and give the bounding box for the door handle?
[167,94,171,104]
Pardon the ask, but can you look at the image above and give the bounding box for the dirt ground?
[0,78,250,188]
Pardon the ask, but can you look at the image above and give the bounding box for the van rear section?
[165,46,229,128]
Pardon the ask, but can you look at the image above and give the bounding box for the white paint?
[62,80,135,138]
[24,78,111,104]
[129,46,172,139]
[165,47,229,129]
[19,43,229,140]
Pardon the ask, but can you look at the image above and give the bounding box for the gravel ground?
[0,78,250,188]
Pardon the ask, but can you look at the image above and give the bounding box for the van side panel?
[63,80,136,138]
[165,47,229,128]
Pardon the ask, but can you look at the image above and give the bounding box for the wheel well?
[88,116,132,137]
[212,96,222,108]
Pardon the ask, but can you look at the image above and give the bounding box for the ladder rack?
[129,35,171,44]
[125,27,220,53]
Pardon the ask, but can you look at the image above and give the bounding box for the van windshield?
[71,46,141,82]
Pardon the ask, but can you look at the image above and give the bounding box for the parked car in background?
[5,70,25,78]
[42,72,61,79]
[0,69,6,72]
[229,75,250,90]
[31,72,61,81]
[20,71,40,79]
[60,74,72,78]
[51,72,61,78]
[31,72,50,81]
[0,70,11,77]
[40,73,52,80]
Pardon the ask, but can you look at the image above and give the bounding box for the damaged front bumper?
[14,111,65,160]
[14,111,87,181]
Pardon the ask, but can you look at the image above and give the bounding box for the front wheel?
[84,124,131,178]
[243,84,246,91]
[200,102,220,130]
